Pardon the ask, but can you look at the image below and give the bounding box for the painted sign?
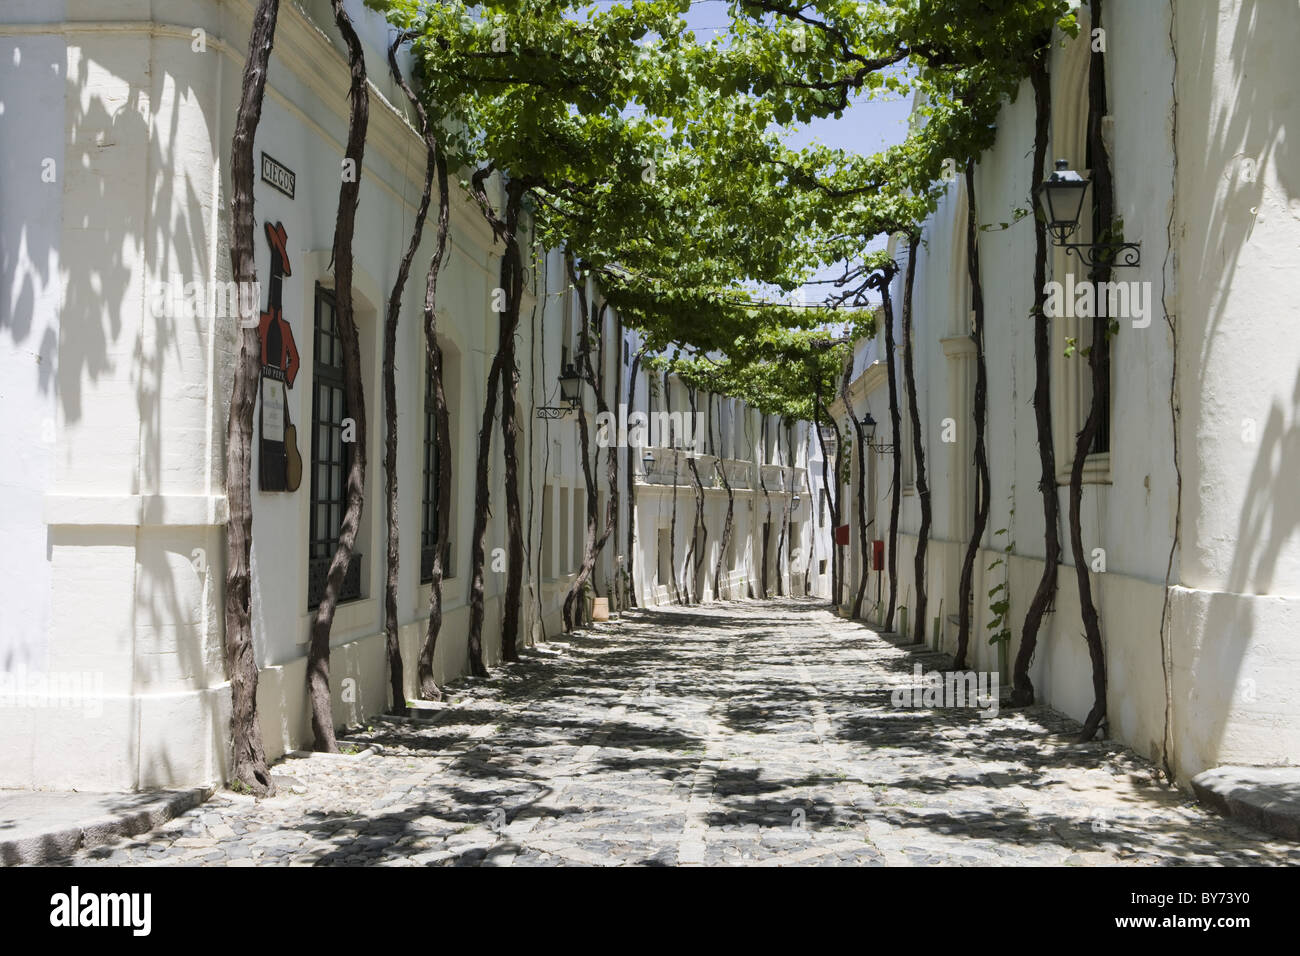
[260,152,295,199]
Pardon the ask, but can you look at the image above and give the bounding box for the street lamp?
[1038,159,1090,244]
[861,412,894,453]
[1037,158,1141,269]
[535,362,585,419]
[558,362,583,407]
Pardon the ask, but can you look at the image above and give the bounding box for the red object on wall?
[834,524,850,547]
[872,539,885,570]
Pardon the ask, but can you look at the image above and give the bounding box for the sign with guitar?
[258,220,303,492]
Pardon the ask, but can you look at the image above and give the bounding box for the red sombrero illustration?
[265,220,291,276]
[258,220,299,386]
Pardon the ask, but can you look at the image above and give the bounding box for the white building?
[0,0,828,791]
[533,258,830,618]
[832,2,1300,784]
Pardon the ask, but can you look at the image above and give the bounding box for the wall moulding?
[44,493,229,527]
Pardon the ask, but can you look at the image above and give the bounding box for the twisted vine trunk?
[1071,0,1112,741]
[774,423,788,598]
[685,458,705,604]
[222,0,280,796]
[528,272,546,641]
[624,348,643,607]
[685,389,707,603]
[499,228,526,662]
[595,313,618,607]
[712,395,736,600]
[379,37,439,715]
[813,393,841,607]
[712,468,735,599]
[784,420,796,598]
[842,354,870,618]
[758,417,772,597]
[880,274,903,632]
[682,471,697,602]
[795,429,806,595]
[611,309,624,611]
[563,273,617,630]
[774,421,785,595]
[308,0,368,752]
[564,365,597,630]
[404,63,454,704]
[1012,44,1059,707]
[775,510,786,596]
[900,235,930,645]
[953,160,992,671]
[465,182,525,676]
[466,344,503,676]
[665,371,684,605]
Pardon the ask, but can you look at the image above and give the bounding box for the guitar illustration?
[258,221,302,492]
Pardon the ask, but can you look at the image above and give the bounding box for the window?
[572,488,586,571]
[902,390,916,489]
[719,398,733,460]
[541,484,555,578]
[561,287,574,369]
[308,284,362,608]
[657,527,672,589]
[1081,135,1111,456]
[559,489,571,573]
[420,357,452,582]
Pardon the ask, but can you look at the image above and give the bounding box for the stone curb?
[286,744,382,761]
[1191,766,1300,841]
[1,786,215,866]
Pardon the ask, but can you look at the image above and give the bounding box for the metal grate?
[308,556,361,611]
[1084,136,1111,456]
[419,358,453,582]
[1092,364,1112,457]
[307,284,361,609]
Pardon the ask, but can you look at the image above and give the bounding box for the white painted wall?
[0,0,539,789]
[0,0,878,792]
[834,2,1300,784]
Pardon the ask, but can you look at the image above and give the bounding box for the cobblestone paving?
[66,600,1300,866]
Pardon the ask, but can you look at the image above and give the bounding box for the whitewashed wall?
[0,0,880,793]
[837,1,1300,784]
[0,0,543,789]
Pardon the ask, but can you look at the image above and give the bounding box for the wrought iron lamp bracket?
[534,406,574,420]
[1061,241,1142,270]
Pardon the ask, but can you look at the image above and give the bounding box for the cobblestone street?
[67,601,1300,866]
